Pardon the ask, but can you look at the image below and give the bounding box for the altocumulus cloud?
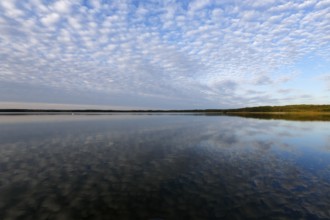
[0,0,329,109]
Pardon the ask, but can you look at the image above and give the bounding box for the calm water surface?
[0,114,330,219]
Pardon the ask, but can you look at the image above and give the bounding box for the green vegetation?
[223,112,330,121]
[222,104,330,113]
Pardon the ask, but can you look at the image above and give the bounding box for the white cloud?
[315,0,330,9]
[0,0,329,108]
[189,0,211,12]
[53,0,72,14]
[41,13,60,26]
[0,1,24,18]
[67,16,82,29]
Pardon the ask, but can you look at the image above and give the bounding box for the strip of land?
[1,105,330,121]
[0,104,329,113]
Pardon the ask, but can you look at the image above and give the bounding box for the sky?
[0,0,329,109]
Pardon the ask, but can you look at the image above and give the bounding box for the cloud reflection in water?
[0,115,329,219]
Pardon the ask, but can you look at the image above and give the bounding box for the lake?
[0,114,330,219]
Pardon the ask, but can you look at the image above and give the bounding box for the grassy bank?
[224,111,330,121]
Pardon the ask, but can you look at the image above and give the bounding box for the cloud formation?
[0,0,329,108]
